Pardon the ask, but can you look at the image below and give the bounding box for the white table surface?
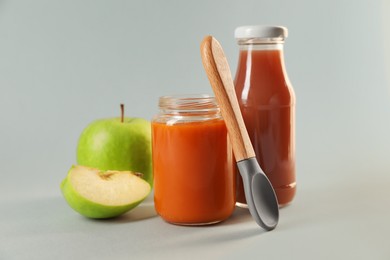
[2,167,389,260]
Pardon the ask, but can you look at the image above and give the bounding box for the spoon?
[200,36,279,231]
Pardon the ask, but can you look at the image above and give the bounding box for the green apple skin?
[60,166,151,219]
[76,117,153,186]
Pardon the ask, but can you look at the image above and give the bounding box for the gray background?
[1,0,390,259]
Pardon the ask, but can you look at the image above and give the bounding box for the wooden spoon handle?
[201,35,255,161]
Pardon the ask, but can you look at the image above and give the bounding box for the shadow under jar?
[152,94,236,225]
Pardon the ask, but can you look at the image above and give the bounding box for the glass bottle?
[234,26,296,206]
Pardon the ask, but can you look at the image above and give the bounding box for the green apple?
[61,165,151,218]
[77,105,153,186]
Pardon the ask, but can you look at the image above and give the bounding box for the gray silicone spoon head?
[200,35,279,231]
[237,158,279,230]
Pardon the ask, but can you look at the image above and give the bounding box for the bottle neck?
[238,42,284,51]
[237,43,286,71]
[234,41,292,104]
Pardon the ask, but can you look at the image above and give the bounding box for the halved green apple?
[61,165,151,218]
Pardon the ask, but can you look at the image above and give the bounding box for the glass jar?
[152,94,236,225]
[234,25,296,206]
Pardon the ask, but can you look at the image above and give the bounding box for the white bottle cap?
[234,25,288,41]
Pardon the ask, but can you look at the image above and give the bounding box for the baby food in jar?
[152,94,236,225]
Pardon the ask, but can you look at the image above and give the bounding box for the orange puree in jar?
[152,95,235,225]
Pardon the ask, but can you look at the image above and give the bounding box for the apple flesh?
[61,165,151,218]
[77,116,153,186]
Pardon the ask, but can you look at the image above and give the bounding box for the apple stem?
[120,104,124,123]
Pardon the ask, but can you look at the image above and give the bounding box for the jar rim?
[158,94,219,111]
[155,94,221,124]
[159,93,214,101]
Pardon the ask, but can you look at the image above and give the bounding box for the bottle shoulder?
[234,50,295,106]
[234,75,295,106]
